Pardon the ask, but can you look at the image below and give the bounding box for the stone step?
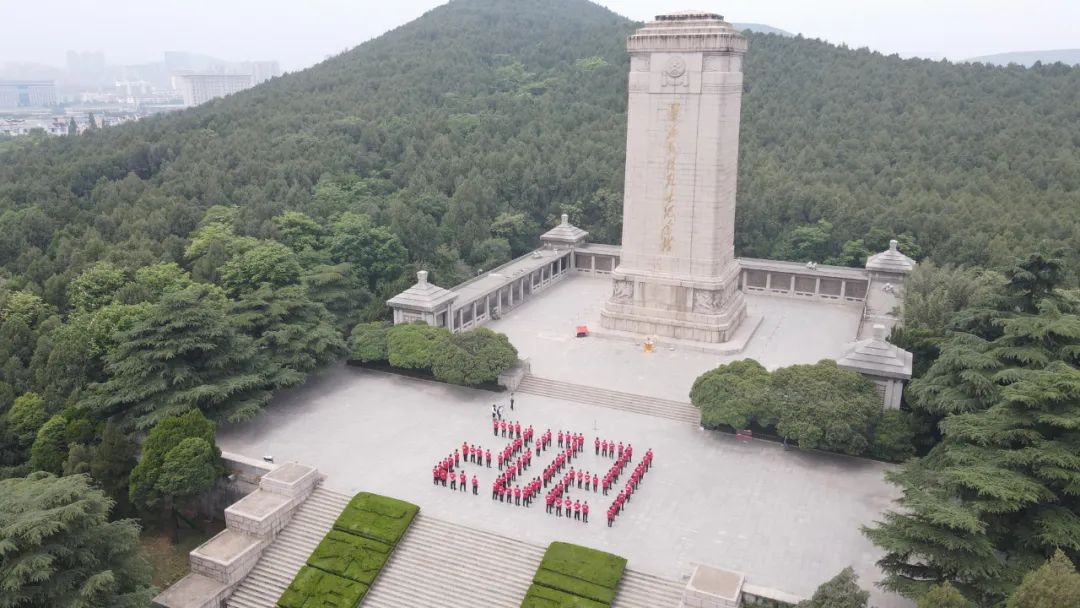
[362,514,541,608]
[613,570,686,607]
[516,375,700,424]
[225,488,350,608]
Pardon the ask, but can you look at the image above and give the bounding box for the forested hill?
[2,0,1080,310]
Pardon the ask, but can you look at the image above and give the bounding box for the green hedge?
[307,529,391,586]
[277,565,368,608]
[278,492,419,608]
[521,584,609,608]
[332,492,419,546]
[533,570,616,605]
[526,542,627,607]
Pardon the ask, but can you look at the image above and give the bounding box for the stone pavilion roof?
[837,324,913,380]
[540,214,588,247]
[385,270,457,312]
[866,239,916,275]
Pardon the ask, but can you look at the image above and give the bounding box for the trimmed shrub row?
[277,492,419,608]
[523,542,627,607]
[349,321,518,387]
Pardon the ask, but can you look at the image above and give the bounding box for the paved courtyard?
[486,276,864,402]
[218,365,907,607]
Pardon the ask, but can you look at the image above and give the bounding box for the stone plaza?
[217,360,907,607]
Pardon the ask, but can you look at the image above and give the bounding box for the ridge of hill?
[966,48,1080,67]
[1,0,1079,308]
[733,23,793,37]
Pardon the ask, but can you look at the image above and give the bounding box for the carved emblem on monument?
[693,289,719,312]
[662,55,688,88]
[612,280,634,302]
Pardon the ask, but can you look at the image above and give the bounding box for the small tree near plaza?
[128,410,221,543]
[430,327,518,386]
[798,567,870,608]
[1006,550,1080,608]
[387,322,451,370]
[772,360,881,455]
[689,359,773,430]
[349,321,392,363]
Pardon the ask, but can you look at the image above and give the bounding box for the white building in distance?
[174,74,253,107]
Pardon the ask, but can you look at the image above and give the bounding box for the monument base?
[600,264,747,343]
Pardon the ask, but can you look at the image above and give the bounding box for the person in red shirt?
[459,471,466,492]
[472,475,478,495]
[595,437,600,455]
[493,418,499,436]
[454,449,460,468]
[500,420,508,437]
[485,449,492,468]
[576,470,584,489]
[557,430,564,448]
[449,472,457,490]
[592,474,599,492]
[514,486,522,506]
[462,441,469,460]
[617,442,624,458]
[564,497,572,519]
[607,506,615,527]
[573,500,581,521]
[515,422,521,438]
[582,501,590,523]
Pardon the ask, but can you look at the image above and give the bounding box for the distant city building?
[249,61,281,84]
[173,74,253,106]
[0,80,57,107]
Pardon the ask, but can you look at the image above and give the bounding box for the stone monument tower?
[601,11,747,343]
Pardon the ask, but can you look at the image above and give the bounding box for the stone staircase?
[223,486,684,608]
[226,486,350,608]
[613,569,687,608]
[516,375,701,425]
[362,513,544,608]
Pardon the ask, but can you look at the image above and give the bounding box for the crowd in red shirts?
[493,418,534,443]
[607,448,654,527]
[432,423,654,529]
[599,442,633,496]
[432,449,481,495]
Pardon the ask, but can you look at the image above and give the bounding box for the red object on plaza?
[576,325,589,337]
[736,429,753,442]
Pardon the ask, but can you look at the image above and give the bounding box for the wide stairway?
[362,513,543,608]
[613,569,686,608]
[516,375,700,425]
[226,486,350,608]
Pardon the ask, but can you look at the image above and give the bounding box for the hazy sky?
[2,0,1078,71]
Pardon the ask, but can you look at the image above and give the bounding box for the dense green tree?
[219,241,303,294]
[89,421,137,515]
[301,262,371,330]
[128,411,220,543]
[797,567,870,608]
[689,359,773,430]
[772,361,882,455]
[86,284,272,429]
[387,323,451,370]
[231,283,346,386]
[272,210,326,252]
[866,254,1080,603]
[327,213,408,290]
[2,392,48,467]
[1006,551,1080,608]
[349,321,392,363]
[430,327,518,386]
[28,414,67,474]
[868,409,917,462]
[67,261,128,312]
[918,582,972,608]
[0,472,154,608]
